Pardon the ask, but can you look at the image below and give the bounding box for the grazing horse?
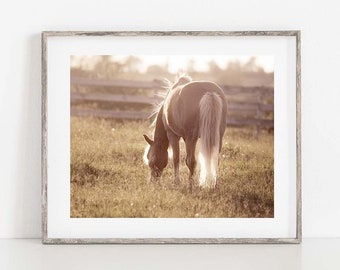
[143,75,227,188]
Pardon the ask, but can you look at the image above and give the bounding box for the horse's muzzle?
[151,170,162,178]
[150,171,162,182]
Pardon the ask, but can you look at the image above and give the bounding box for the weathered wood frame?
[42,31,301,244]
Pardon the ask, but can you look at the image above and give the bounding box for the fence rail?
[71,77,274,133]
[71,77,274,96]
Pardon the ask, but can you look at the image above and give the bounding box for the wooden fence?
[71,77,274,135]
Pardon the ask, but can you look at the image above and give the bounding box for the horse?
[143,75,227,189]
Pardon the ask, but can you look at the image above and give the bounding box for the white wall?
[0,0,339,238]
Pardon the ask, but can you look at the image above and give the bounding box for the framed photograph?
[42,31,301,244]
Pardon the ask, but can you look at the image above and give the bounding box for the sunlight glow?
[71,55,274,73]
[138,55,274,73]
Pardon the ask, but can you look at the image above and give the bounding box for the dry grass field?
[71,117,274,218]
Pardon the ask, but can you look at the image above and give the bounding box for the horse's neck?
[154,106,169,149]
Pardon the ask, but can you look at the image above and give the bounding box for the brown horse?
[143,75,227,188]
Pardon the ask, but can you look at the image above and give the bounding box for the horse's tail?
[198,92,223,188]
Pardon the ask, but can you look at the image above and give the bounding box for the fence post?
[255,93,264,139]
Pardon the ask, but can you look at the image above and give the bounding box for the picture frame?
[42,31,301,244]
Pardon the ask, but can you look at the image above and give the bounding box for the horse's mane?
[162,73,192,93]
[149,73,192,127]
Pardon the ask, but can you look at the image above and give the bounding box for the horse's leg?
[185,138,198,191]
[167,133,180,185]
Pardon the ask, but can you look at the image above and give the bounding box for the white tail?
[198,92,223,188]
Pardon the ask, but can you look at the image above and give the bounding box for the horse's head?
[143,135,168,182]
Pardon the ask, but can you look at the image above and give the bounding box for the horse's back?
[164,81,227,138]
[176,81,227,119]
[179,81,226,104]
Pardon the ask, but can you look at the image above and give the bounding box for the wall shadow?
[13,33,42,238]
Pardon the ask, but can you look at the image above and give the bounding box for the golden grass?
[71,117,274,218]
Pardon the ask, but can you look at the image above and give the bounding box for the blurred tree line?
[71,55,273,87]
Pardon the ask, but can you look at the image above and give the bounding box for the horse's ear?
[143,134,153,145]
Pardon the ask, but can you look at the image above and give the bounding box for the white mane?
[149,74,192,126]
